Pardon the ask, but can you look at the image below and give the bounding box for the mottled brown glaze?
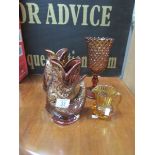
[43,50,86,125]
[43,48,69,91]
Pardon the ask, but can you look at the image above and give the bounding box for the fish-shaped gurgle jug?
[43,48,86,125]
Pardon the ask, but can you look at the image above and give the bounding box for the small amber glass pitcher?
[92,85,121,120]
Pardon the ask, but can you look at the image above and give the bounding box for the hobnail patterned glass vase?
[85,37,114,99]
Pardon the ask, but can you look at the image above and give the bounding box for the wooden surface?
[20,75,135,155]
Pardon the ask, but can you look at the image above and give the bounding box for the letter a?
[46,3,57,24]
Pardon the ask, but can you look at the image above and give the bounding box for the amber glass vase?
[85,37,114,99]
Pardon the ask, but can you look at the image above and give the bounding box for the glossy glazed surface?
[20,75,134,155]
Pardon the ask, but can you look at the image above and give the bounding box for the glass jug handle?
[112,91,121,113]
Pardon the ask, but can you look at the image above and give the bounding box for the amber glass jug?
[92,85,121,120]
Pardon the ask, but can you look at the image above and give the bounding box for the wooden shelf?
[20,75,134,155]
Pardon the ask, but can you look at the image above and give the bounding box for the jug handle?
[115,92,122,108]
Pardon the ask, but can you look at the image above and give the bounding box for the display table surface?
[20,75,134,155]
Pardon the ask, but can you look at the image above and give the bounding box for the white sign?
[55,99,70,108]
[104,108,111,116]
[91,115,99,119]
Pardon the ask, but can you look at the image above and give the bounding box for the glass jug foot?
[52,113,80,125]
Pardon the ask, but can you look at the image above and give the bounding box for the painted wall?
[123,29,135,94]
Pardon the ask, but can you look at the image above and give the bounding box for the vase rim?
[85,37,114,41]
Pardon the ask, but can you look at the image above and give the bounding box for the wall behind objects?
[122,28,135,94]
